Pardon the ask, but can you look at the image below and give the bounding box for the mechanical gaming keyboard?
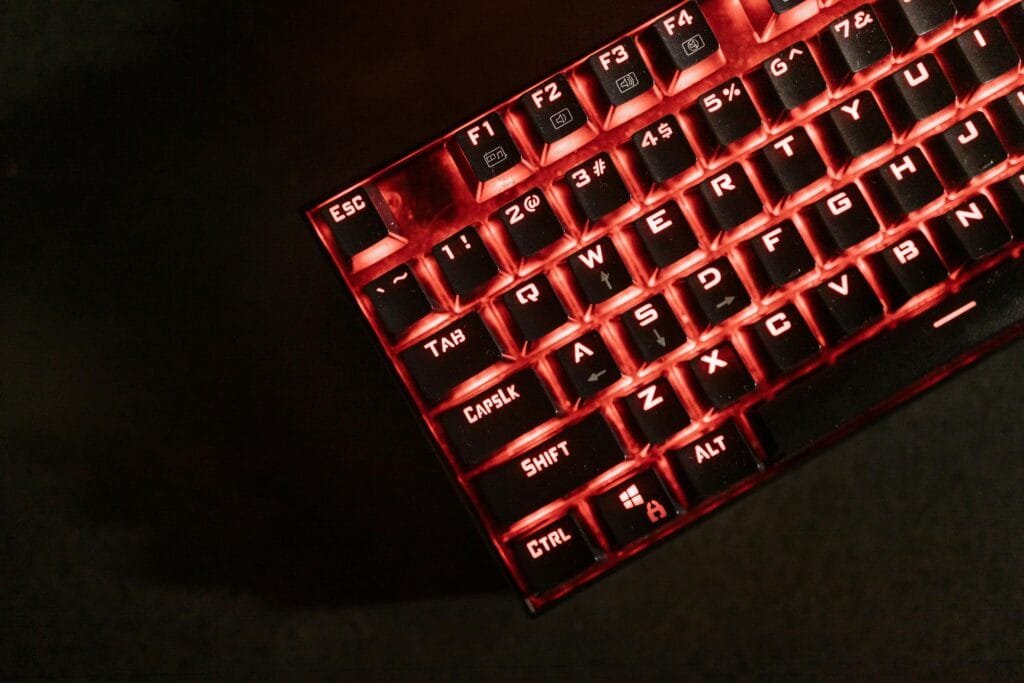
[306,0,1024,612]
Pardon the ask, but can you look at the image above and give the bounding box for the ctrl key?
[510,515,598,596]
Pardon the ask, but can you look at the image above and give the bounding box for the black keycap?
[621,378,691,444]
[555,331,622,400]
[452,113,523,183]
[502,274,568,342]
[631,116,696,184]
[940,196,1011,260]
[757,127,826,198]
[821,5,893,80]
[761,42,827,113]
[895,0,955,36]
[752,257,1024,461]
[769,0,807,14]
[749,304,821,375]
[951,0,980,16]
[670,422,759,500]
[399,312,503,405]
[440,369,558,467]
[990,87,1024,154]
[647,3,720,75]
[495,190,565,258]
[865,149,944,220]
[474,413,626,528]
[810,185,880,251]
[1003,3,1024,55]
[992,169,1024,226]
[319,187,395,259]
[588,38,654,106]
[696,164,764,232]
[620,295,687,362]
[363,264,436,338]
[565,153,632,222]
[946,19,1020,90]
[568,237,634,304]
[746,221,816,289]
[878,55,955,130]
[632,201,700,269]
[811,267,883,339]
[521,75,588,144]
[928,112,1007,188]
[591,470,679,549]
[432,226,500,299]
[695,78,762,148]
[689,342,756,409]
[509,515,598,596]
[683,257,752,326]
[869,230,948,306]
[819,91,892,161]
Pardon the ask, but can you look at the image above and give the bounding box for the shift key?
[400,312,503,405]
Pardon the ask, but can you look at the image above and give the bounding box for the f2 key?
[521,75,588,144]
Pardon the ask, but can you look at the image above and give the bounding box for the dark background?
[2,1,1023,679]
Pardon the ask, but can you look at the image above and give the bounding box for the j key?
[568,237,634,304]
[555,331,622,400]
[761,42,827,114]
[647,3,720,75]
[509,515,597,596]
[810,185,881,252]
[565,153,632,222]
[758,128,826,198]
[811,267,883,339]
[521,75,588,144]
[495,190,565,258]
[474,412,626,528]
[895,0,955,36]
[869,230,949,306]
[631,116,696,184]
[620,295,687,362]
[695,78,762,148]
[865,149,944,220]
[878,55,955,130]
[432,226,500,299]
[670,422,760,500]
[946,19,1020,90]
[684,257,752,326]
[452,113,523,182]
[363,264,436,338]
[990,87,1024,154]
[689,342,756,409]
[819,92,892,162]
[632,201,700,269]
[753,257,1024,462]
[503,274,569,342]
[439,369,558,467]
[1003,3,1024,55]
[821,5,893,81]
[591,470,679,549]
[621,378,691,444]
[319,187,394,259]
[749,304,821,375]
[746,221,816,289]
[696,164,763,232]
[928,112,1007,188]
[588,38,654,106]
[399,312,503,405]
[940,196,1011,260]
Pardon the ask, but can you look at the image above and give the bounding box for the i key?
[432,226,500,299]
[927,112,1007,188]
[565,153,632,222]
[620,294,687,362]
[689,342,756,409]
[568,237,634,304]
[647,3,720,78]
[555,331,622,400]
[819,92,892,163]
[940,196,1011,260]
[588,38,654,106]
[945,18,1020,91]
[810,185,881,252]
[363,263,437,338]
[521,75,588,144]
[631,116,697,184]
[632,201,700,269]
[670,422,760,500]
[811,267,883,339]
[683,257,751,326]
[503,274,569,342]
[319,187,396,260]
[695,164,764,232]
[621,378,691,445]
[695,78,763,148]
[869,230,949,307]
[452,113,523,183]
[400,312,503,405]
[495,190,566,258]
[591,470,679,549]
[865,148,944,220]
[761,42,827,114]
[748,304,821,376]
[821,5,893,81]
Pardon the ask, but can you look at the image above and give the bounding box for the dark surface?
[2,1,1023,679]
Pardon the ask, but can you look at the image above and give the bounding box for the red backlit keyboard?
[306,0,1024,612]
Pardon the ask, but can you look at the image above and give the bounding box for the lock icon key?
[645,499,668,523]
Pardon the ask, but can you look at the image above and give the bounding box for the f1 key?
[452,113,523,183]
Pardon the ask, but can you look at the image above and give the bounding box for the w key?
[400,312,503,405]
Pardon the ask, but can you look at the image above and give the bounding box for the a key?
[939,196,1011,260]
[878,55,955,131]
[555,331,622,400]
[646,3,720,77]
[746,221,816,290]
[894,0,955,37]
[695,163,764,232]
[632,201,700,269]
[683,257,752,327]
[694,78,763,148]
[809,185,881,252]
[521,75,588,144]
[509,515,598,595]
[591,470,679,549]
[820,5,893,81]
[568,237,634,304]
[363,264,436,338]
[399,312,504,405]
[631,116,696,184]
[944,19,1020,91]
[869,230,949,306]
[670,422,760,500]
[927,112,1007,188]
[319,186,395,259]
[432,226,500,299]
[748,304,821,375]
[565,153,632,222]
[989,87,1024,154]
[865,148,944,221]
[473,412,626,528]
[621,378,691,445]
[502,274,569,342]
[588,38,655,106]
[689,342,756,409]
[757,127,827,198]
[810,267,884,339]
[620,294,687,362]
[452,113,523,183]
[494,190,566,258]
[439,369,558,467]
[760,42,827,114]
[818,91,892,162]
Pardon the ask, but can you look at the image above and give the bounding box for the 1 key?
[432,226,501,300]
